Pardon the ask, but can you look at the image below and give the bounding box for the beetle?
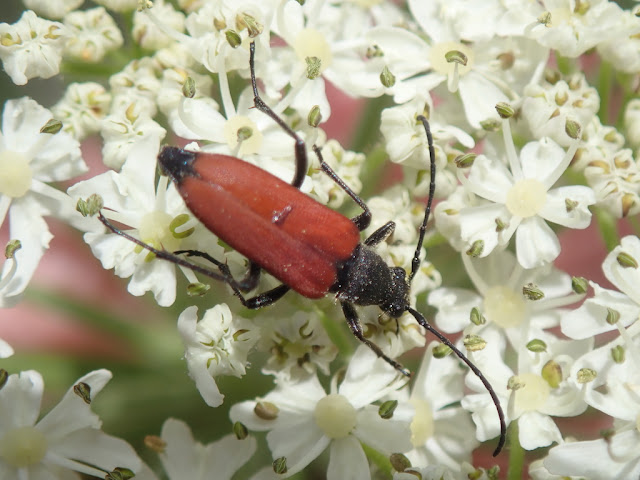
[97,41,506,455]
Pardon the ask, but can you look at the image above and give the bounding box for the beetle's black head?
[158,146,198,184]
[380,266,410,318]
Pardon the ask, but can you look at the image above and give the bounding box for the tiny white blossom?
[0,97,87,307]
[583,147,640,218]
[570,116,625,172]
[109,56,162,116]
[51,82,112,140]
[0,369,141,478]
[562,235,640,339]
[545,322,640,479]
[230,346,413,479]
[522,73,600,147]
[429,249,583,348]
[596,8,640,74]
[402,343,479,471]
[22,0,83,20]
[521,0,633,58]
[63,7,124,62]
[100,99,166,170]
[155,418,256,480]
[458,133,595,268]
[461,328,592,450]
[177,304,260,407]
[133,0,185,50]
[258,310,338,381]
[0,10,68,85]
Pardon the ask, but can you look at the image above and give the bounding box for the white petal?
[159,419,199,477]
[327,436,369,480]
[429,287,482,334]
[266,420,329,477]
[561,283,640,339]
[353,405,413,454]
[603,235,640,304]
[519,138,565,184]
[539,186,595,228]
[545,438,640,479]
[203,434,257,480]
[515,216,560,268]
[37,369,112,436]
[459,203,510,257]
[49,428,141,477]
[517,411,562,450]
[458,72,508,129]
[0,370,43,429]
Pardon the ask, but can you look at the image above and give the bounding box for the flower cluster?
[1,0,640,479]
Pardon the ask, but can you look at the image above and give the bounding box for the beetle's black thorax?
[331,244,410,318]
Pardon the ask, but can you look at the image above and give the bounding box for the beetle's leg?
[249,41,307,190]
[341,301,410,377]
[312,145,372,231]
[364,221,395,247]
[174,250,262,292]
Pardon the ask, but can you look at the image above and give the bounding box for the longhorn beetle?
[97,41,506,455]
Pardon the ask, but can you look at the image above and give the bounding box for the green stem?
[593,206,620,252]
[597,61,614,126]
[506,419,525,480]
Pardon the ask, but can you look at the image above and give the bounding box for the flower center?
[0,150,33,198]
[428,41,474,77]
[513,373,550,412]
[293,28,332,74]
[223,115,263,155]
[505,179,547,218]
[483,285,526,328]
[138,211,181,252]
[409,398,434,446]
[0,426,48,467]
[314,394,356,439]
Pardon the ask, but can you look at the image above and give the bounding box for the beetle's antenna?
[409,115,436,284]
[407,307,507,456]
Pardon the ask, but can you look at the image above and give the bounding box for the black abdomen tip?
[158,146,198,183]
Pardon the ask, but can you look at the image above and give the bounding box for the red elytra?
[161,148,360,299]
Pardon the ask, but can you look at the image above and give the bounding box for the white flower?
[51,82,112,140]
[522,73,600,147]
[22,0,83,20]
[0,10,68,85]
[596,8,640,74]
[461,328,592,450]
[177,304,260,407]
[230,346,412,479]
[108,57,162,116]
[458,134,595,268]
[521,0,632,58]
[402,343,478,471]
[63,7,124,62]
[583,147,640,218]
[67,138,217,307]
[562,235,640,339]
[429,250,582,348]
[544,322,640,479]
[100,99,166,170]
[155,418,256,480]
[133,0,185,51]
[258,310,338,381]
[0,369,141,478]
[0,97,87,307]
[407,0,549,128]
